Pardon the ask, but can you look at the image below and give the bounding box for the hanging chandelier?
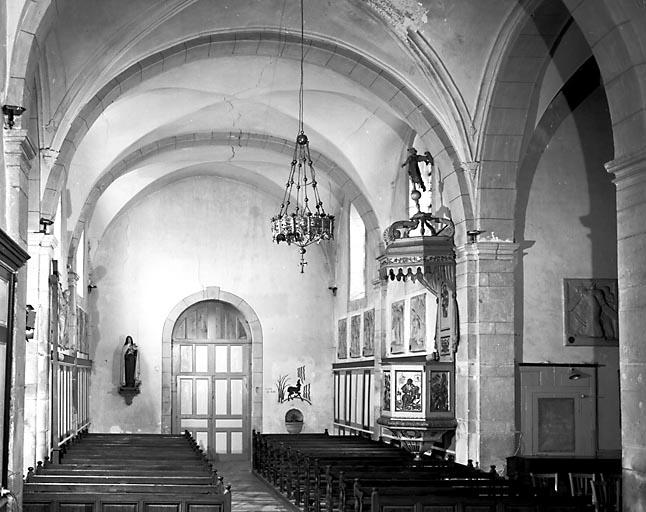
[270,0,334,273]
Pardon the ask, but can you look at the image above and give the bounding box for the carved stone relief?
[564,278,618,346]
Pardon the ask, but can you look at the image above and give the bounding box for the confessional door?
[172,300,251,461]
[520,365,597,456]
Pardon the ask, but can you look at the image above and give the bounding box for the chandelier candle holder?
[270,0,334,272]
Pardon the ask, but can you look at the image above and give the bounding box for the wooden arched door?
[171,300,251,460]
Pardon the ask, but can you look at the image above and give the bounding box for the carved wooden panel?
[409,294,426,351]
[383,371,391,411]
[144,505,179,512]
[390,300,405,353]
[363,309,374,356]
[187,505,223,512]
[537,397,575,452]
[102,504,137,512]
[337,318,347,359]
[429,370,450,412]
[349,314,361,357]
[59,505,93,512]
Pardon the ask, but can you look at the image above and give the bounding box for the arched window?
[349,204,366,301]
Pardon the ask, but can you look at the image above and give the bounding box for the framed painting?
[394,369,422,413]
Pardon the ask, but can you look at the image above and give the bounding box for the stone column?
[605,150,646,508]
[372,277,387,441]
[455,240,519,474]
[3,128,35,500]
[22,334,38,471]
[27,233,56,464]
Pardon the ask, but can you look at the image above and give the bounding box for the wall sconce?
[328,286,337,296]
[568,367,584,380]
[2,105,26,129]
[87,283,97,293]
[467,230,484,243]
[38,217,54,234]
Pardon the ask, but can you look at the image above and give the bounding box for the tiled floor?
[216,460,299,512]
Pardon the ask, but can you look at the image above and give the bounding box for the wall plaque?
[564,278,618,346]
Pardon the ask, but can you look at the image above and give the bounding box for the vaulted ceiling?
[8,0,591,259]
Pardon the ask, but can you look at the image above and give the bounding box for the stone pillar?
[3,128,35,500]
[372,277,388,441]
[605,150,646,508]
[27,233,56,464]
[22,334,38,471]
[455,240,519,474]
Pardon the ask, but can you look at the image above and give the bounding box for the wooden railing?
[51,351,91,461]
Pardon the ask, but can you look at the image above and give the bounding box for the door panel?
[173,301,251,460]
[520,365,597,456]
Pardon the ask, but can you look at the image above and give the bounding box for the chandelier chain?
[298,0,305,134]
[270,0,335,272]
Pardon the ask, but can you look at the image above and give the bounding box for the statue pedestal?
[118,384,140,405]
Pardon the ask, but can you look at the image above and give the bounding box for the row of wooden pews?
[252,431,590,512]
[23,430,232,512]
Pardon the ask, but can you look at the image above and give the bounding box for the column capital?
[455,240,519,262]
[605,146,646,189]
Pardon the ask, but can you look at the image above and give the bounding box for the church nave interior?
[1,0,645,510]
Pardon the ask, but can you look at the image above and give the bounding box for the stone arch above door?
[160,286,263,434]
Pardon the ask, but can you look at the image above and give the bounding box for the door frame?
[160,287,263,446]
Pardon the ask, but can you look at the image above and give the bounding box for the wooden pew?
[23,431,232,512]
[255,431,584,512]
[354,480,590,512]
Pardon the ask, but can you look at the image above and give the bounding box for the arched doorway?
[161,288,263,457]
[171,300,251,460]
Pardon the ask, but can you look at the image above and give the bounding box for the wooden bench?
[253,431,592,512]
[23,431,232,512]
[354,480,590,512]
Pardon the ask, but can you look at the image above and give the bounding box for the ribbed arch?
[39,30,468,244]
[65,131,382,265]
